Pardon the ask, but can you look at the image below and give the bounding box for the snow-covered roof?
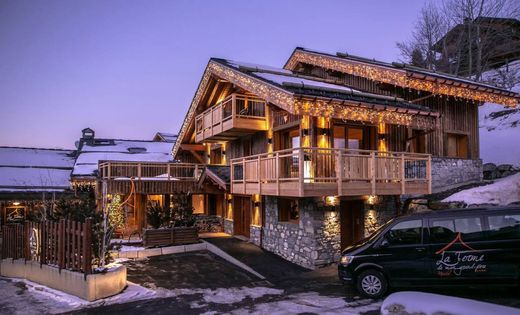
[218,58,434,113]
[0,147,75,192]
[73,140,173,177]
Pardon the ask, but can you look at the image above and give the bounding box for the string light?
[286,50,518,107]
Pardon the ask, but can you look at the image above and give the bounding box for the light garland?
[294,99,438,130]
[286,50,518,107]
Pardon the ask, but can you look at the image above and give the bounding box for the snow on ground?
[381,291,519,315]
[118,245,145,252]
[229,292,381,315]
[443,172,520,206]
[0,277,156,314]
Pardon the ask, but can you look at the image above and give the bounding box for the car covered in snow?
[338,206,520,298]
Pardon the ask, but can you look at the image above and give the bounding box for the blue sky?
[0,0,427,148]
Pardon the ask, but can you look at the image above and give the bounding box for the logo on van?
[435,232,487,276]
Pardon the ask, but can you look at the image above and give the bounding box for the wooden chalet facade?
[106,48,519,268]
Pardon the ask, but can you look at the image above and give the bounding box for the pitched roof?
[173,57,439,156]
[218,59,435,113]
[284,47,520,107]
[0,147,75,192]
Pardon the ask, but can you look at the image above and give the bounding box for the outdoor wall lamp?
[267,138,272,144]
[254,201,261,207]
[222,150,226,155]
[321,128,330,136]
[378,133,387,140]
[302,128,309,136]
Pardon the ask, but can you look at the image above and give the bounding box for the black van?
[338,207,520,298]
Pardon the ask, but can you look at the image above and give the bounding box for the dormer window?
[128,147,147,154]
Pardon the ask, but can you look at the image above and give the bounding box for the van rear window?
[487,214,520,240]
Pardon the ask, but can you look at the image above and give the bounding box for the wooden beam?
[180,144,206,151]
[189,150,206,164]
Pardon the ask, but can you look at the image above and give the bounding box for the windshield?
[353,218,395,246]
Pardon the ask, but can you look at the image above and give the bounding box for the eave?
[284,48,520,107]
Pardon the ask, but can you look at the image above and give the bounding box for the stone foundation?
[363,196,399,237]
[431,157,482,193]
[261,196,341,269]
[224,219,234,235]
[250,225,261,246]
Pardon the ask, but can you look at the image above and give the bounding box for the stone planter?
[143,226,199,248]
[0,259,126,301]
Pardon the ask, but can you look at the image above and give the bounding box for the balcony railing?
[98,161,204,194]
[195,94,267,142]
[230,148,431,197]
[99,161,203,181]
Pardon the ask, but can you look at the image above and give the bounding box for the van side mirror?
[380,238,390,248]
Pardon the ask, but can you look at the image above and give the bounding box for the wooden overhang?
[173,58,440,157]
[284,47,520,108]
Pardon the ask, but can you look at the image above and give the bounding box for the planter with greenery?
[143,194,199,247]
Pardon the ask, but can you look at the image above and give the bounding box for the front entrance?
[233,196,251,238]
[340,199,365,250]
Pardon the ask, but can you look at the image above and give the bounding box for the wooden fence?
[1,219,93,275]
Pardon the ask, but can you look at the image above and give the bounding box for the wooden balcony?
[98,161,203,194]
[230,148,431,197]
[195,94,267,143]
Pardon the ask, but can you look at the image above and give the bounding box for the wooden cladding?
[1,219,93,275]
[230,147,431,197]
[195,93,268,142]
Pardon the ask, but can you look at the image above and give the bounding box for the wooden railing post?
[230,163,234,193]
[137,163,142,180]
[107,162,111,179]
[298,149,304,196]
[257,155,261,194]
[370,152,376,195]
[58,219,65,271]
[336,150,343,196]
[400,154,406,194]
[167,164,171,181]
[232,94,236,118]
[276,152,280,195]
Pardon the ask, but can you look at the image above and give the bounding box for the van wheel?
[356,270,387,299]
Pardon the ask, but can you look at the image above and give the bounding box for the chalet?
[0,147,75,225]
[98,47,519,269]
[434,17,520,76]
[71,128,178,234]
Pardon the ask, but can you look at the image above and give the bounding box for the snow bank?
[381,291,520,315]
[443,173,520,205]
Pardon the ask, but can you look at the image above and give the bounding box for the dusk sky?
[0,0,427,149]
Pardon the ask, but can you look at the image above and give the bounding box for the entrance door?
[233,196,251,238]
[340,200,365,250]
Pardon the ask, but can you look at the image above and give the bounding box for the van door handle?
[415,247,426,252]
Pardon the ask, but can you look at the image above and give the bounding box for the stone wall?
[194,215,223,233]
[431,157,482,193]
[223,219,233,235]
[363,196,399,237]
[261,197,341,269]
[250,225,261,246]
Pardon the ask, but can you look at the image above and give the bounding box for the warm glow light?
[325,196,339,206]
[366,195,378,205]
[12,202,20,206]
